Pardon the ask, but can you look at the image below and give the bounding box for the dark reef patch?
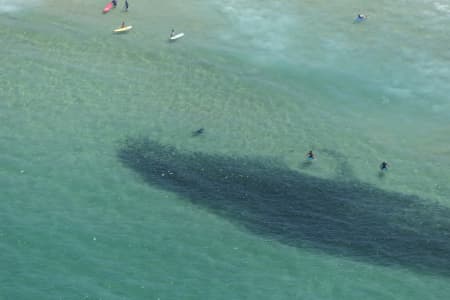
[118,138,450,276]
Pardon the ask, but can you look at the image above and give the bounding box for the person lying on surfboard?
[192,128,204,137]
[357,14,367,20]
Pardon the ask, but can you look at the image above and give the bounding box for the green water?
[1,0,450,299]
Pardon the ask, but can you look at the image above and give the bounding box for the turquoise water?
[1,0,450,299]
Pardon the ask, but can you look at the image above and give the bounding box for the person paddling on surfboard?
[380,161,389,171]
[357,13,367,20]
[306,150,315,160]
[192,128,204,137]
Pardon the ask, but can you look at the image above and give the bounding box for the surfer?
[192,128,204,137]
[356,13,366,20]
[380,161,389,171]
[124,0,129,11]
[121,21,125,28]
[306,150,315,160]
[170,29,175,38]
[112,0,117,8]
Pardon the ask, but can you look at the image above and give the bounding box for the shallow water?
[1,0,450,299]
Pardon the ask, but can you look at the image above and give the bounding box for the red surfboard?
[103,2,113,14]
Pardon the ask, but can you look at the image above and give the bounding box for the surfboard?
[103,2,113,14]
[113,25,133,33]
[169,33,184,41]
[354,16,367,23]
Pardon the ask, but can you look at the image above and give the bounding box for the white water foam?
[434,1,450,13]
[0,0,39,12]
[216,0,297,62]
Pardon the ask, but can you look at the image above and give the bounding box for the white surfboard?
[169,32,184,41]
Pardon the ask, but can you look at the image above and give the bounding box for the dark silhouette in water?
[306,150,315,160]
[118,138,450,277]
[192,128,204,137]
[380,161,389,171]
[378,161,389,178]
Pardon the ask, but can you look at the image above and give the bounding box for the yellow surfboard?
[113,25,133,33]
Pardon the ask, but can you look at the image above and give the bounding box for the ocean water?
[1,0,449,299]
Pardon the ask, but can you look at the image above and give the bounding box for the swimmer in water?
[306,150,315,160]
[380,161,389,171]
